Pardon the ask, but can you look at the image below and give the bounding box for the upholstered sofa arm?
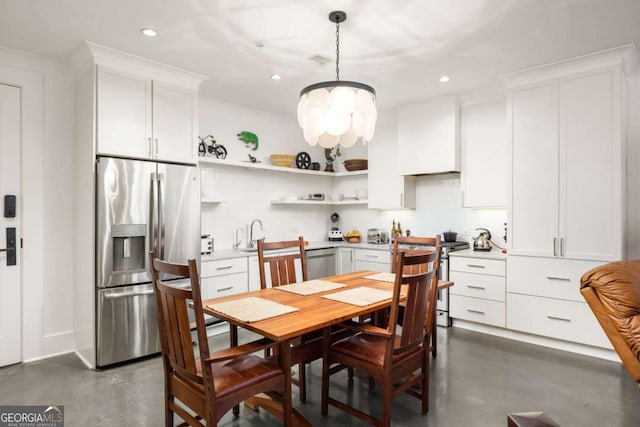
[581,260,640,385]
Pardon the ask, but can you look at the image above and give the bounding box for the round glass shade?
[298,81,376,148]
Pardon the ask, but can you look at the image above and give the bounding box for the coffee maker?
[328,212,343,241]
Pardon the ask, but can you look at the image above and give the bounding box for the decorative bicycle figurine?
[198,135,227,159]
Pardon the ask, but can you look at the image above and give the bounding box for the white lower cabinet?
[450,295,505,328]
[337,248,355,275]
[507,256,602,302]
[247,256,261,291]
[449,255,506,327]
[354,248,390,272]
[200,257,249,336]
[506,293,610,348]
[506,255,611,349]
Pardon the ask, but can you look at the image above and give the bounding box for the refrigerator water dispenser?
[112,224,146,272]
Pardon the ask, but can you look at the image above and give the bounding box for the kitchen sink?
[238,247,258,252]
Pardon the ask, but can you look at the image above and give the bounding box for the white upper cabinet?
[397,95,460,175]
[152,80,198,162]
[368,117,416,209]
[461,98,507,207]
[97,66,153,159]
[76,43,207,164]
[506,52,627,261]
[509,81,559,257]
[97,66,198,164]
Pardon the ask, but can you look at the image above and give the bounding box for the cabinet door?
[96,66,152,158]
[509,82,559,257]
[398,95,460,175]
[337,248,354,275]
[368,118,415,209]
[247,256,261,291]
[153,81,197,164]
[559,68,622,261]
[461,98,507,207]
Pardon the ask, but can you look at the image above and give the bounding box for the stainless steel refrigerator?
[95,156,200,366]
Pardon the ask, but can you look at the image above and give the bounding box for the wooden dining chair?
[391,234,442,358]
[257,236,352,403]
[321,250,439,427]
[391,234,441,275]
[149,251,292,427]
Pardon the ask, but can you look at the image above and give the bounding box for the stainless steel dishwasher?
[306,248,336,279]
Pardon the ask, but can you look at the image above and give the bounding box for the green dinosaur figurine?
[237,131,259,151]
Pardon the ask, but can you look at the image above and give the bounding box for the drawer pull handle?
[467,309,485,315]
[217,286,234,292]
[546,276,571,282]
[547,315,571,322]
[466,264,485,268]
[216,265,234,270]
[467,285,486,290]
[365,255,378,259]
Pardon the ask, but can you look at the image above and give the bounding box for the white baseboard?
[452,319,620,363]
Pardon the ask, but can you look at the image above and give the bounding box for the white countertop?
[448,248,507,260]
[201,240,391,262]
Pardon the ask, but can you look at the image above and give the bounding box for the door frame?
[0,58,44,364]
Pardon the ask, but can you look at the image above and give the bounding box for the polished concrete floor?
[1,327,639,426]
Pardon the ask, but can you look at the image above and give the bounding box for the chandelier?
[297,11,377,148]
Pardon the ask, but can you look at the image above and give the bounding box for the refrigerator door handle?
[150,172,158,255]
[158,173,165,260]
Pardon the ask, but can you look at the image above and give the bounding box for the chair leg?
[422,353,430,414]
[368,375,375,390]
[165,399,173,427]
[298,362,307,403]
[321,358,330,416]
[382,381,392,427]
[348,366,354,381]
[233,404,240,417]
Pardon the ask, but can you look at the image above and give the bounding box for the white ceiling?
[1,0,639,118]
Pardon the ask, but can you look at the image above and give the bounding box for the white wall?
[0,47,75,362]
[626,74,640,259]
[199,97,368,249]
[199,97,508,250]
[198,97,367,170]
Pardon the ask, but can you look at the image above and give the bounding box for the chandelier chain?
[335,20,340,81]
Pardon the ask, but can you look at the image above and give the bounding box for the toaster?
[201,235,213,254]
[367,229,388,244]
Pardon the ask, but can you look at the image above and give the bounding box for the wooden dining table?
[201,270,452,426]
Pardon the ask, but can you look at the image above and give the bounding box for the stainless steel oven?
[437,242,469,327]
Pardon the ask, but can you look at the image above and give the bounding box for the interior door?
[0,83,21,366]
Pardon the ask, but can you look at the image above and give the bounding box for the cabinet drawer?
[201,274,247,300]
[355,260,390,273]
[201,257,247,278]
[355,249,390,264]
[450,295,505,327]
[449,271,505,301]
[449,257,505,276]
[506,293,611,349]
[507,256,603,302]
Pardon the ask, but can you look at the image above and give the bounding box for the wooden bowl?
[344,159,368,171]
[270,154,295,167]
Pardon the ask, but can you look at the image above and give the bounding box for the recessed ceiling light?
[271,74,283,80]
[439,75,450,83]
[140,28,158,38]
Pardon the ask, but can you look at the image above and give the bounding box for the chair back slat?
[258,236,308,288]
[392,234,441,276]
[389,251,438,356]
[150,253,208,387]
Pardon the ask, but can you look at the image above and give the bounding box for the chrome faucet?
[249,219,263,248]
[233,227,243,249]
